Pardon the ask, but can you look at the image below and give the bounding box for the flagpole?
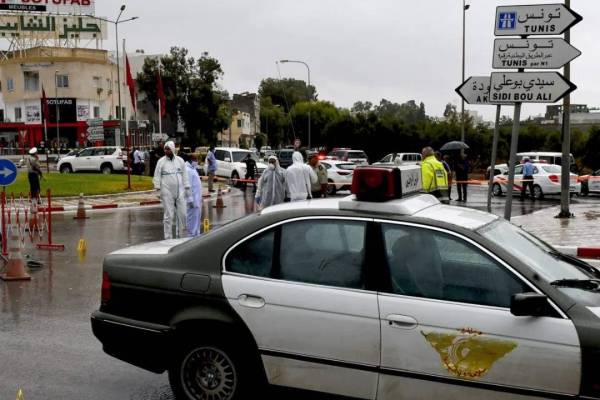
[123,38,131,190]
[158,61,163,136]
[44,118,49,173]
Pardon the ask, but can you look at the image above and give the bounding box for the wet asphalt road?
[0,187,598,399]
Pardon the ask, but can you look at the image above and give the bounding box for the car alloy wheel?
[492,183,502,197]
[180,346,237,400]
[231,172,241,188]
[533,185,544,200]
[60,165,71,174]
[102,166,112,175]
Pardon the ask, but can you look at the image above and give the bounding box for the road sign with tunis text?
[0,159,17,186]
[490,72,576,104]
[456,76,492,105]
[495,4,582,36]
[493,38,581,69]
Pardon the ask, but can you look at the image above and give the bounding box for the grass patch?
[3,172,154,197]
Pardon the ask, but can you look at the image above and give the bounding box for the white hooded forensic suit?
[153,141,190,239]
[185,161,203,237]
[255,156,286,208]
[285,152,317,202]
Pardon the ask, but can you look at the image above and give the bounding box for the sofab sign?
[0,0,95,14]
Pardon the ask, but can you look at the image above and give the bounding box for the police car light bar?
[351,165,422,202]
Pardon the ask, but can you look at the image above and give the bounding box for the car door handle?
[238,294,265,309]
[386,314,418,329]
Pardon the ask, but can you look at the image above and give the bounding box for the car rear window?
[348,151,367,158]
[337,163,356,171]
[542,165,562,174]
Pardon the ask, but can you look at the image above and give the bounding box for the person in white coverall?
[153,141,190,239]
[185,154,202,237]
[285,151,317,202]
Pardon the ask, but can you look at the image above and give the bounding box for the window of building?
[106,78,112,91]
[7,78,14,92]
[56,74,69,88]
[93,76,102,88]
[381,224,529,308]
[0,110,4,122]
[24,71,39,91]
[14,107,22,121]
[237,119,243,128]
[93,106,100,119]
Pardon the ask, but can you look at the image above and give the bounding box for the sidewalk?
[40,184,231,212]
[512,204,600,259]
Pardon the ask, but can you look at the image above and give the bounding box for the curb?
[39,187,232,213]
[554,245,600,260]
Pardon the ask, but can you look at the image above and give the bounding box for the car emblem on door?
[422,329,517,379]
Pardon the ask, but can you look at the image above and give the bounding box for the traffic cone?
[213,185,226,209]
[73,193,89,220]
[1,222,31,281]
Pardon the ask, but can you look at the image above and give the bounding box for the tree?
[258,78,316,112]
[137,47,229,147]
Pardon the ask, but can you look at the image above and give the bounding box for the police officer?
[421,147,449,201]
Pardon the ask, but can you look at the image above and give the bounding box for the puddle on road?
[584,210,600,221]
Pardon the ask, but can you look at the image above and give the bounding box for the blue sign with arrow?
[0,159,17,186]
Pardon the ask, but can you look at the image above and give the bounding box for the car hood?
[110,238,192,255]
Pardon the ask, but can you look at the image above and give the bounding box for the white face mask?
[192,161,199,168]
[268,163,276,170]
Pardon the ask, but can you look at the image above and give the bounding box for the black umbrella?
[440,141,470,151]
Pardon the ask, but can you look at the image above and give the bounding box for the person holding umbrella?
[455,153,471,202]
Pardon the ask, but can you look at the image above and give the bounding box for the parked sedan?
[320,160,355,195]
[492,163,580,199]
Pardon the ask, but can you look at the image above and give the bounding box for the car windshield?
[232,152,259,163]
[348,151,367,158]
[542,165,562,174]
[479,220,600,306]
[337,163,356,171]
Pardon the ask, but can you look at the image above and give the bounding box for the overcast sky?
[96,0,598,121]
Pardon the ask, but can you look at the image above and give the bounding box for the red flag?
[125,55,137,112]
[156,69,166,118]
[41,86,49,123]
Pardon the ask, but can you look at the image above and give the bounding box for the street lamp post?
[279,59,311,150]
[461,1,470,144]
[86,6,138,147]
[54,70,60,154]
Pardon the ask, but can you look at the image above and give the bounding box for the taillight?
[101,272,111,303]
[549,175,559,183]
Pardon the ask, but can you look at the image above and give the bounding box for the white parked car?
[320,160,355,195]
[373,153,422,166]
[213,147,267,185]
[493,163,580,199]
[57,146,126,175]
[327,149,369,165]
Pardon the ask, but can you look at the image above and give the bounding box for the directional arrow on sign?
[456,76,493,105]
[495,4,583,36]
[0,167,14,178]
[490,72,577,104]
[493,38,581,70]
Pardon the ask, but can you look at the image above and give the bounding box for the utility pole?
[558,0,573,218]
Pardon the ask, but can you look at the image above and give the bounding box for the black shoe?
[458,198,463,202]
[209,189,216,193]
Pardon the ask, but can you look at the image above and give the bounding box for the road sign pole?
[558,0,572,219]
[487,105,501,213]
[504,102,522,221]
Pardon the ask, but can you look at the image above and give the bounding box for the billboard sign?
[0,14,106,40]
[0,0,95,15]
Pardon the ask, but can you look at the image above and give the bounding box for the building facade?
[218,111,251,148]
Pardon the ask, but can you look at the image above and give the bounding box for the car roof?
[261,194,498,231]
[216,147,251,152]
[518,152,572,157]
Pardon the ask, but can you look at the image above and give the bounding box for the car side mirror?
[511,293,548,317]
[224,157,231,163]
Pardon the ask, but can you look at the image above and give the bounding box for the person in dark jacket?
[242,154,258,192]
[454,154,470,202]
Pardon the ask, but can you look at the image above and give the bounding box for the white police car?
[92,165,600,400]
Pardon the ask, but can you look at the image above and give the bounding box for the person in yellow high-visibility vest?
[421,147,449,201]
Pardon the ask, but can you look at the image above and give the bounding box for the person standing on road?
[153,141,190,239]
[255,155,286,209]
[521,157,536,201]
[455,154,470,202]
[184,154,202,237]
[309,154,329,198]
[133,147,144,175]
[286,151,317,202]
[242,153,258,192]
[26,147,43,203]
[421,147,448,200]
[206,146,217,193]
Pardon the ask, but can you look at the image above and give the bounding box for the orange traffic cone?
[1,222,31,281]
[213,185,226,209]
[74,193,89,220]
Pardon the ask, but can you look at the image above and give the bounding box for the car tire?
[327,180,336,196]
[60,164,72,174]
[101,164,113,175]
[231,171,241,188]
[533,185,544,200]
[492,183,503,197]
[168,339,255,400]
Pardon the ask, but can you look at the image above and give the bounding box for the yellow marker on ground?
[203,219,210,233]
[77,239,87,253]
[16,389,24,400]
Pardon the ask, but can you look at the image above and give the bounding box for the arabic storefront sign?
[456,76,492,105]
[0,0,95,15]
[493,38,581,69]
[25,105,40,123]
[495,4,582,36]
[490,72,576,104]
[0,14,106,40]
